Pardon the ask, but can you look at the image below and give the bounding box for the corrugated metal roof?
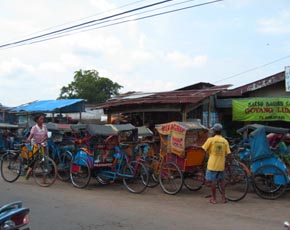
[96,85,231,109]
[219,71,285,97]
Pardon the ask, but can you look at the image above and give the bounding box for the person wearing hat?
[202,123,231,204]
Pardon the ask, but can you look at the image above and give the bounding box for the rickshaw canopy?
[0,123,18,129]
[137,126,153,138]
[46,122,72,133]
[156,121,208,157]
[237,124,290,135]
[156,121,208,135]
[87,124,117,136]
[85,123,138,143]
[106,123,138,143]
[249,126,273,160]
[106,123,137,132]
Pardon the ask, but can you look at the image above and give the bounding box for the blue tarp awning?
[10,99,85,113]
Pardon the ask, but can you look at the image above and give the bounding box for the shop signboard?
[233,98,290,121]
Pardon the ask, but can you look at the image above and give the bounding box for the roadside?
[1,178,289,230]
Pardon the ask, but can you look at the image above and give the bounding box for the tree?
[58,69,122,103]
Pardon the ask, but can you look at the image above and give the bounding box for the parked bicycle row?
[0,120,290,201]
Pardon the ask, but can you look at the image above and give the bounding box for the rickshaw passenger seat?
[185,147,206,166]
[105,135,119,150]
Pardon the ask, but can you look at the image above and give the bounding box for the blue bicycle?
[69,134,149,194]
[48,140,73,181]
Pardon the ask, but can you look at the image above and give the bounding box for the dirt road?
[0,178,289,230]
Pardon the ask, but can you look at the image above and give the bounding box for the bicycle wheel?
[147,170,159,188]
[159,162,183,195]
[96,175,113,185]
[183,167,205,191]
[123,161,149,194]
[253,164,287,200]
[57,151,72,181]
[144,160,159,188]
[218,163,249,201]
[33,156,57,187]
[70,157,91,188]
[0,151,22,183]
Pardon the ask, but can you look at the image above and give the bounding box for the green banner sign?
[233,98,290,121]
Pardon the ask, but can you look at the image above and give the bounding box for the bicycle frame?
[70,141,149,193]
[92,145,137,180]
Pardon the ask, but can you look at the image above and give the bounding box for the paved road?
[0,177,289,230]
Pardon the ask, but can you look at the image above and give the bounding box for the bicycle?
[70,139,149,194]
[0,143,57,187]
[142,134,249,200]
[48,140,73,181]
[217,157,249,201]
[134,141,160,188]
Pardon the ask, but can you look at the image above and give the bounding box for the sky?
[0,0,290,107]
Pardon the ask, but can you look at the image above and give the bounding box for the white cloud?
[258,8,290,34]
[59,53,83,68]
[221,0,252,9]
[0,58,34,76]
[0,0,289,107]
[165,52,207,68]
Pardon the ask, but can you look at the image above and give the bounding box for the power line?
[6,0,148,41]
[214,54,290,83]
[0,0,174,50]
[21,0,198,45]
[1,1,149,43]
[0,0,223,50]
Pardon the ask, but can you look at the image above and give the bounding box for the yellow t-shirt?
[202,135,231,171]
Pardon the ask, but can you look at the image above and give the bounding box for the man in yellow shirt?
[202,123,231,204]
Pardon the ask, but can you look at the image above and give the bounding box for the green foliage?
[58,69,122,103]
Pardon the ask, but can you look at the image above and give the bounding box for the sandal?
[209,198,217,204]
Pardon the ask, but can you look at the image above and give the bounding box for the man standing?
[202,123,231,204]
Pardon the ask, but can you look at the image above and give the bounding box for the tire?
[33,156,57,187]
[147,171,159,188]
[253,164,287,200]
[144,161,159,188]
[70,157,91,188]
[159,162,183,195]
[123,161,149,194]
[57,151,72,181]
[218,163,249,201]
[151,172,159,185]
[0,151,22,183]
[183,167,205,191]
[96,175,112,185]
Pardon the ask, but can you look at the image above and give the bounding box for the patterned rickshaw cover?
[156,121,208,158]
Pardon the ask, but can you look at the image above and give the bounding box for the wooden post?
[208,97,211,127]
[107,113,112,124]
[79,102,83,122]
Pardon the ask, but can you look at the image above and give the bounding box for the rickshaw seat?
[104,135,119,150]
[184,147,206,167]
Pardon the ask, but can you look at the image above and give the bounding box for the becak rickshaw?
[154,121,208,195]
[69,123,149,194]
[237,124,290,199]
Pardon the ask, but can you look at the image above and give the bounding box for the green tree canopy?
[58,69,122,104]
